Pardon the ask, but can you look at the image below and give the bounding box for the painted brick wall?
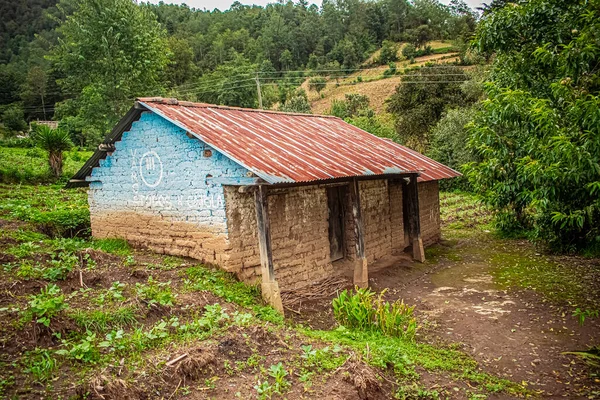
[418,181,441,246]
[88,111,250,268]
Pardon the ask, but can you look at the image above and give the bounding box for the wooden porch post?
[405,174,425,262]
[350,178,368,287]
[254,185,284,314]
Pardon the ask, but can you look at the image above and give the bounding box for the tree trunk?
[49,152,63,178]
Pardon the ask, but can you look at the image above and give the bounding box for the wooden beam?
[349,178,368,287]
[405,174,425,262]
[254,185,284,314]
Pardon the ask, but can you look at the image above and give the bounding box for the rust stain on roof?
[137,97,461,184]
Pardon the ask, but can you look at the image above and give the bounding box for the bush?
[402,43,417,59]
[1,104,27,133]
[383,62,397,77]
[378,40,399,65]
[308,77,327,93]
[332,288,417,340]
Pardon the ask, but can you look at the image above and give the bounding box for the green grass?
[0,147,92,184]
[0,183,90,237]
[305,327,529,397]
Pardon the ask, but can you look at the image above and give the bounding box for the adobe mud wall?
[418,181,441,246]
[88,111,250,269]
[224,179,436,289]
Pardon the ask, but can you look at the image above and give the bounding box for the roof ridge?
[136,97,340,119]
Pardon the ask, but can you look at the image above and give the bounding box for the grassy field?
[0,181,532,399]
[0,146,93,185]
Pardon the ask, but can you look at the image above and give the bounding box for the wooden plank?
[349,179,368,287]
[405,174,425,262]
[254,185,284,314]
[327,186,345,261]
[254,185,274,280]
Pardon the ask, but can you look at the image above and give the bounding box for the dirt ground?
[290,235,600,399]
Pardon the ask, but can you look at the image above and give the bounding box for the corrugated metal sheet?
[137,98,460,183]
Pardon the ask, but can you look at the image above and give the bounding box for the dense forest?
[0,0,477,144]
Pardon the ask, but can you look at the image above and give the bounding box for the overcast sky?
[147,0,484,13]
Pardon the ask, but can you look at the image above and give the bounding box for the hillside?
[303,41,461,115]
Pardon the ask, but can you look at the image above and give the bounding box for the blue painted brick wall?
[88,111,250,236]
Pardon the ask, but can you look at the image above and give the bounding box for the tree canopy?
[467,0,600,251]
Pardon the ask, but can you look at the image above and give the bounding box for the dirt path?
[369,237,600,398]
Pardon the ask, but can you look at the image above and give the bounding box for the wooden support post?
[350,178,368,287]
[405,174,425,262]
[254,185,284,314]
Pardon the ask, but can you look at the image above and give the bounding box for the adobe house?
[68,98,460,313]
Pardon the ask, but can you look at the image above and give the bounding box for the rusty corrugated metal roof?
[134,97,460,184]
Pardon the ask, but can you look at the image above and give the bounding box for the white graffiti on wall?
[129,149,224,210]
[139,151,163,188]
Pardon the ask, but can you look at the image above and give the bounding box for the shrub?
[378,40,399,65]
[383,62,397,77]
[308,77,327,93]
[402,43,417,59]
[332,288,417,340]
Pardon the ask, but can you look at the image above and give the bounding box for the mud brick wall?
[359,180,392,264]
[388,180,405,253]
[88,111,250,269]
[225,186,336,290]
[418,181,441,246]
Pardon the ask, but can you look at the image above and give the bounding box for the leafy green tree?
[51,0,170,146]
[308,77,327,94]
[329,93,373,119]
[21,66,49,120]
[1,104,28,133]
[31,124,73,178]
[347,114,398,141]
[194,55,258,108]
[279,49,293,71]
[166,37,197,86]
[386,66,468,151]
[401,43,417,59]
[279,95,312,114]
[428,107,477,189]
[467,0,600,251]
[378,40,398,65]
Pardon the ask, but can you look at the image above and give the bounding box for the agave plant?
[31,125,73,178]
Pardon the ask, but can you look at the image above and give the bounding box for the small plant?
[268,362,291,394]
[22,284,68,327]
[23,349,58,383]
[254,379,274,399]
[332,288,417,340]
[43,251,79,281]
[573,308,599,326]
[94,281,126,305]
[56,331,100,363]
[136,276,176,307]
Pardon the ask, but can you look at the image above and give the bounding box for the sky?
[147,0,484,13]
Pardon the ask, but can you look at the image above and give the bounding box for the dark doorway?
[327,186,346,261]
